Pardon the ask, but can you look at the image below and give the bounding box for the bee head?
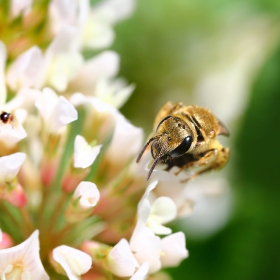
[136,116,194,180]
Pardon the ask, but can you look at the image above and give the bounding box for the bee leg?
[180,166,213,183]
[175,149,218,175]
[180,147,230,183]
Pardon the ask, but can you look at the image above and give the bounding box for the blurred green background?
[110,0,280,279]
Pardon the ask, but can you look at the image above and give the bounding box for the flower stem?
[49,192,68,234]
[0,202,26,238]
[19,206,34,235]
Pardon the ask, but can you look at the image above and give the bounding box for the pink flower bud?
[3,183,27,207]
[40,158,58,186]
[0,231,13,249]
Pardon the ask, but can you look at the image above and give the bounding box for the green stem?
[37,185,50,230]
[19,206,34,236]
[0,202,26,238]
[49,192,68,235]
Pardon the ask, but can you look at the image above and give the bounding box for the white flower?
[0,230,49,280]
[4,87,40,112]
[147,197,177,235]
[35,87,77,132]
[156,178,196,220]
[135,181,176,235]
[95,78,135,108]
[7,46,43,91]
[0,109,27,145]
[105,111,143,166]
[74,135,102,169]
[48,0,88,34]
[70,93,118,144]
[95,0,136,24]
[133,181,157,235]
[36,28,83,92]
[82,0,136,49]
[69,51,120,95]
[49,0,136,49]
[181,177,232,239]
[130,226,161,274]
[73,181,100,209]
[10,0,33,18]
[160,232,188,268]
[0,153,26,183]
[107,238,139,277]
[130,262,149,280]
[52,245,92,280]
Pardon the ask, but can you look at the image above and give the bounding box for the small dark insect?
[137,102,230,181]
[0,111,14,125]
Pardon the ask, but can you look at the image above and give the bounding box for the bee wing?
[217,119,230,136]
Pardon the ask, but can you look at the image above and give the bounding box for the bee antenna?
[146,156,161,180]
[146,140,168,180]
[136,135,159,163]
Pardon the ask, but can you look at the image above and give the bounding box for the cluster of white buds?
[0,0,228,279]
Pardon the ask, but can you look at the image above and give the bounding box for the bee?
[136,102,230,181]
[0,111,14,125]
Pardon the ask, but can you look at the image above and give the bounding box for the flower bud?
[0,230,13,249]
[65,181,100,223]
[2,183,27,207]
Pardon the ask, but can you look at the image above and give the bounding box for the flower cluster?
[0,1,223,279]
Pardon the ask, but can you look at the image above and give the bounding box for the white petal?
[70,94,118,138]
[35,87,59,121]
[53,245,92,280]
[160,232,188,267]
[0,230,49,280]
[50,96,77,131]
[69,51,119,94]
[73,181,100,209]
[82,19,115,49]
[107,239,139,277]
[130,227,161,274]
[146,219,172,236]
[92,0,136,24]
[0,109,27,145]
[0,153,26,183]
[7,46,43,91]
[36,88,77,132]
[132,181,158,239]
[10,0,32,18]
[105,112,143,165]
[150,197,177,224]
[36,27,81,90]
[130,262,149,280]
[74,135,102,168]
[48,0,89,34]
[4,87,40,112]
[110,81,135,109]
[46,27,79,55]
[48,52,84,92]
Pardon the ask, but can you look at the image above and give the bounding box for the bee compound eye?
[170,136,193,157]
